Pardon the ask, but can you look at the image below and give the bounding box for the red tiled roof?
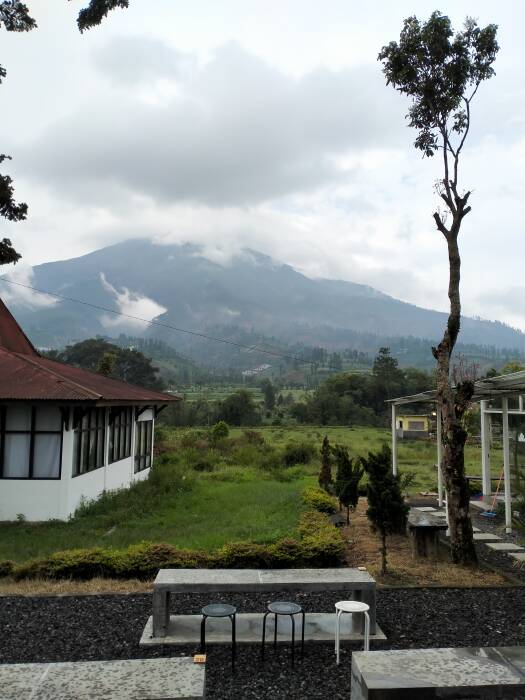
[0,299,179,404]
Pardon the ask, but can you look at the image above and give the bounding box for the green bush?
[120,542,209,578]
[267,538,304,566]
[298,511,346,566]
[282,441,316,467]
[242,429,265,445]
[211,421,229,441]
[14,547,123,581]
[301,487,337,514]
[214,541,271,568]
[0,560,14,577]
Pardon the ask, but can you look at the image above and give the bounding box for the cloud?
[21,40,405,207]
[99,273,167,329]
[0,264,57,309]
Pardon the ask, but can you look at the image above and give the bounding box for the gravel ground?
[1,588,525,699]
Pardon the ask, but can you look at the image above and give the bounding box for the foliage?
[282,441,316,466]
[318,435,333,491]
[211,420,229,441]
[45,338,165,390]
[332,445,364,523]
[76,0,129,32]
[217,389,260,426]
[361,444,409,575]
[0,559,14,577]
[398,470,417,497]
[301,487,337,514]
[297,510,346,566]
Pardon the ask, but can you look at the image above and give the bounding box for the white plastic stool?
[334,600,370,664]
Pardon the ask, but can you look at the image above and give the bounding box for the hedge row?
[0,510,345,581]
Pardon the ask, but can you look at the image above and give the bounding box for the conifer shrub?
[214,541,271,568]
[298,511,346,566]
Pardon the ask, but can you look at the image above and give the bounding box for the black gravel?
[1,588,525,698]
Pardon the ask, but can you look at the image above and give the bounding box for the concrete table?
[351,646,525,699]
[152,568,377,638]
[407,508,448,560]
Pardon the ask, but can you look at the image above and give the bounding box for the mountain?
[7,239,525,364]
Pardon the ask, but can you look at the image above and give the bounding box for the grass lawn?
[0,424,501,565]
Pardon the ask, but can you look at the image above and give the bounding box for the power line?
[0,276,312,365]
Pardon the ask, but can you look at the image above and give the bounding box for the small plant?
[211,420,229,442]
[332,445,364,525]
[16,513,26,523]
[398,470,417,498]
[361,444,409,576]
[301,487,337,514]
[318,435,333,492]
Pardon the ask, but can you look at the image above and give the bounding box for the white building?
[0,300,178,521]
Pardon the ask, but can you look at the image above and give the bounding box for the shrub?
[14,547,123,581]
[214,541,271,568]
[193,459,215,472]
[211,421,229,441]
[121,542,209,578]
[301,487,337,514]
[267,538,304,566]
[282,441,316,467]
[298,511,346,566]
[0,560,14,577]
[242,429,265,445]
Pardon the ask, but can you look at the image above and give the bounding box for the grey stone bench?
[351,647,525,699]
[407,508,448,559]
[0,657,205,700]
[152,568,377,638]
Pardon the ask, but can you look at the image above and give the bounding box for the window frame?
[0,404,63,480]
[134,419,153,473]
[72,407,107,478]
[108,406,133,464]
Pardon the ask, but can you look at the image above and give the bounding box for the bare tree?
[379,12,499,564]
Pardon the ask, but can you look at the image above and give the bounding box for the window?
[73,408,106,476]
[134,420,153,473]
[108,407,133,464]
[0,405,62,479]
[408,420,425,431]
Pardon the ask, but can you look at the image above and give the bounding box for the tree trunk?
[346,506,350,525]
[381,530,387,575]
[434,230,477,565]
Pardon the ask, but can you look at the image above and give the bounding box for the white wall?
[0,404,155,522]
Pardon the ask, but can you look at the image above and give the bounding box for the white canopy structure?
[388,370,525,533]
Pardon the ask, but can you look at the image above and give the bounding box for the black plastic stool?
[261,601,305,667]
[200,603,236,672]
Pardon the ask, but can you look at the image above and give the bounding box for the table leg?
[152,589,170,638]
[361,588,376,635]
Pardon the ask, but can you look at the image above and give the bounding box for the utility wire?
[0,276,312,365]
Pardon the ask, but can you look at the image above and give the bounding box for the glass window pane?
[5,405,31,431]
[3,434,30,477]
[97,428,105,467]
[33,434,61,478]
[35,406,62,431]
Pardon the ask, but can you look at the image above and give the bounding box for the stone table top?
[351,646,525,698]
[154,567,376,591]
[0,658,205,700]
[408,509,449,530]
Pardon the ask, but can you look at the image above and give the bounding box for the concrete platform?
[351,646,525,699]
[486,542,524,552]
[414,507,436,512]
[140,613,386,646]
[0,658,205,700]
[473,533,502,541]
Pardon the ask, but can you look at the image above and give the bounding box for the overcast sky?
[1,1,524,330]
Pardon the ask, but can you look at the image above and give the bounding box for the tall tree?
[0,0,129,266]
[260,378,276,411]
[379,12,498,564]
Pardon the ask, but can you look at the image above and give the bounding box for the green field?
[0,425,501,563]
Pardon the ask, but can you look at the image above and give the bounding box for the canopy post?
[480,400,492,501]
[436,407,443,507]
[502,397,512,533]
[391,403,398,476]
